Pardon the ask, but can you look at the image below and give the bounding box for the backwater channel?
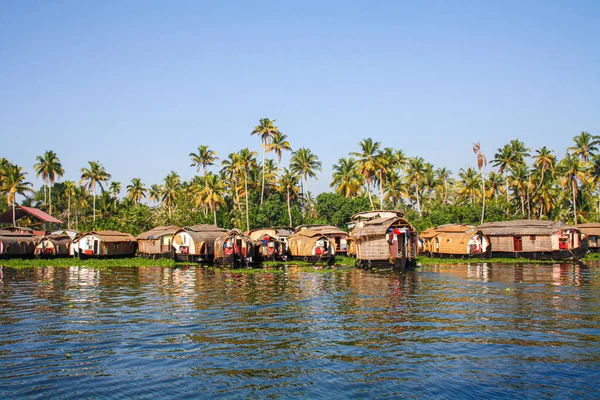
[0,261,599,399]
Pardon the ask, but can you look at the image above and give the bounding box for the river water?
[0,262,599,399]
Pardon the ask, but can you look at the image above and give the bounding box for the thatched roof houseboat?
[214,229,260,265]
[34,233,72,258]
[246,227,294,261]
[0,230,38,258]
[479,220,588,260]
[136,225,180,259]
[297,224,349,255]
[577,223,600,252]
[287,229,335,264]
[418,224,491,258]
[72,230,137,259]
[172,224,228,262]
[350,210,418,270]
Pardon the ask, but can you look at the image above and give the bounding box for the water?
[0,262,599,399]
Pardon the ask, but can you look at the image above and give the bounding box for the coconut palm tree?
[1,163,32,226]
[485,171,505,200]
[509,163,531,216]
[492,144,518,205]
[278,167,300,227]
[375,148,393,206]
[149,184,163,207]
[80,161,111,224]
[457,167,481,205]
[236,148,258,231]
[435,167,453,204]
[162,172,181,223]
[109,181,121,212]
[127,178,147,204]
[290,147,322,204]
[568,131,599,163]
[33,150,64,216]
[189,145,219,176]
[331,157,362,198]
[532,147,556,197]
[194,172,226,225]
[405,157,427,216]
[473,142,487,224]
[267,131,292,172]
[251,118,280,205]
[63,180,76,228]
[558,153,589,224]
[350,138,380,210]
[383,171,408,209]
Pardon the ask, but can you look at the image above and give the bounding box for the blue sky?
[1,0,599,196]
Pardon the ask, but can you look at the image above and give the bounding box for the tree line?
[0,119,597,235]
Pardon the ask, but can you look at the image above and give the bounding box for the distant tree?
[473,142,487,224]
[251,118,280,205]
[127,178,147,205]
[34,150,64,216]
[1,163,33,225]
[80,161,111,225]
[189,145,219,176]
[290,147,322,203]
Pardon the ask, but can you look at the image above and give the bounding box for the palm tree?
[127,178,147,204]
[350,138,381,209]
[1,163,32,225]
[509,163,531,216]
[194,172,227,225]
[331,157,362,198]
[63,180,76,228]
[149,184,163,207]
[532,147,556,197]
[33,150,64,216]
[251,118,280,205]
[189,145,219,176]
[509,139,531,164]
[457,167,481,205]
[473,142,487,224]
[383,171,408,209]
[492,144,518,204]
[435,167,453,204]
[109,181,121,212]
[278,168,300,226]
[486,171,505,200]
[558,153,588,224]
[80,161,111,224]
[236,148,258,231]
[405,157,426,216]
[375,148,393,207]
[568,131,599,163]
[162,172,181,222]
[290,147,322,203]
[267,131,292,172]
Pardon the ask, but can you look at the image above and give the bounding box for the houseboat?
[297,224,349,255]
[72,230,137,259]
[0,229,38,258]
[478,220,588,260]
[418,224,491,258]
[136,225,180,259]
[34,233,72,258]
[577,223,600,252]
[287,229,335,264]
[350,210,418,270]
[246,227,294,261]
[171,224,228,262]
[214,229,260,266]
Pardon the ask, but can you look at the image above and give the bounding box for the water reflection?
[0,262,599,399]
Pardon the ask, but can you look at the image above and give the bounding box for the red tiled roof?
[0,205,63,224]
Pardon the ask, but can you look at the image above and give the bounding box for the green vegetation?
[0,257,187,269]
[1,125,599,236]
[417,256,577,266]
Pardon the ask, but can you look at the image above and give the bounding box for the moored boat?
[287,229,335,264]
[419,224,491,258]
[136,225,180,259]
[73,230,137,259]
[214,229,260,266]
[246,227,294,261]
[171,224,228,262]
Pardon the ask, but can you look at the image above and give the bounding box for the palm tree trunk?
[213,205,217,226]
[572,182,577,225]
[480,169,486,224]
[378,171,384,207]
[365,178,374,210]
[260,144,265,206]
[93,185,97,224]
[49,184,52,216]
[245,170,250,231]
[12,199,16,226]
[67,194,71,229]
[416,180,422,217]
[287,187,292,227]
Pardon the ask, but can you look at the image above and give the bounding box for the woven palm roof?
[136,225,181,240]
[479,220,577,236]
[78,230,136,243]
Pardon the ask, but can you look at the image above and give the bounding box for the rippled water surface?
[1,262,599,399]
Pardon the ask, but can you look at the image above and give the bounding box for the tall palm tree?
[194,172,227,225]
[375,148,393,206]
[290,147,322,203]
[383,171,408,209]
[109,181,121,212]
[331,157,362,198]
[558,153,588,224]
[278,167,300,227]
[33,150,64,216]
[350,138,380,210]
[473,142,487,224]
[251,118,279,205]
[532,147,556,197]
[63,180,76,228]
[492,144,518,204]
[509,139,531,164]
[406,157,427,216]
[267,131,292,172]
[127,178,147,204]
[509,163,531,216]
[80,161,111,224]
[1,164,33,226]
[568,131,599,163]
[149,184,163,207]
[236,148,258,231]
[189,145,219,176]
[435,167,453,205]
[486,171,505,200]
[457,167,481,205]
[162,172,181,222]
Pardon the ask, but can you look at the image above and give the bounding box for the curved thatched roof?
[246,227,293,241]
[479,220,578,236]
[76,230,136,243]
[136,225,180,240]
[298,225,347,236]
[352,216,415,239]
[350,210,404,221]
[577,223,600,236]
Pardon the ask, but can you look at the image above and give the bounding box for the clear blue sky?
[1,0,599,195]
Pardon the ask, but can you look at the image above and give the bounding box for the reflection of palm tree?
[331,157,362,198]
[189,145,219,176]
[278,168,300,227]
[251,118,279,205]
[2,163,33,225]
[34,150,64,215]
[290,147,322,203]
[80,161,111,225]
[127,178,147,204]
[350,138,380,210]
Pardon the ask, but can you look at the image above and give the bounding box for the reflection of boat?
[214,229,260,266]
[418,224,491,259]
[350,210,418,270]
[246,227,294,261]
[479,220,588,261]
[287,229,335,264]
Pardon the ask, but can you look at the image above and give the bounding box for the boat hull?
[356,257,416,271]
[289,255,334,265]
[490,240,588,261]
